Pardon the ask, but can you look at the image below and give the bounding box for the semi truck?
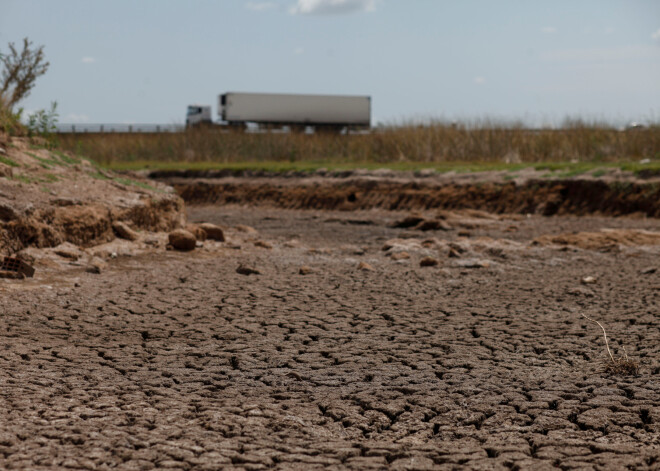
[186,92,371,132]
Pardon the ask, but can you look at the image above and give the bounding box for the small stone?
[357,261,374,271]
[185,224,207,241]
[299,266,313,275]
[391,251,410,261]
[448,248,461,258]
[392,216,425,228]
[199,223,225,241]
[235,224,257,234]
[86,257,107,274]
[112,221,139,241]
[420,257,438,267]
[455,259,490,268]
[416,219,452,231]
[254,240,273,249]
[168,229,196,251]
[581,276,597,284]
[641,267,657,275]
[236,265,260,276]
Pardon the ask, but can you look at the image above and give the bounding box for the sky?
[1,0,659,126]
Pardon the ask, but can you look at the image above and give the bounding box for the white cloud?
[290,0,377,15]
[81,57,96,64]
[473,77,486,85]
[541,26,557,34]
[652,28,660,40]
[293,46,305,55]
[246,2,277,12]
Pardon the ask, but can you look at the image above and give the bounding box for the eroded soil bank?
[0,136,185,257]
[156,170,660,217]
[1,205,659,470]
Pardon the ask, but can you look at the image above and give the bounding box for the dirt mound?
[163,177,660,217]
[534,228,660,250]
[0,136,184,256]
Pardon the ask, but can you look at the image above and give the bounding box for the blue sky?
[1,0,659,126]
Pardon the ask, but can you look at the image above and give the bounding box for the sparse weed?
[581,313,639,376]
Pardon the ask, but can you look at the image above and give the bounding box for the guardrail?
[55,124,184,133]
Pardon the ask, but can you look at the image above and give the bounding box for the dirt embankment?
[159,173,660,217]
[0,136,185,256]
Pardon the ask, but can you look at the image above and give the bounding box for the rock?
[254,240,273,249]
[567,287,594,297]
[86,257,107,274]
[185,224,207,241]
[455,258,490,268]
[391,251,410,261]
[416,219,452,231]
[112,221,139,241]
[199,223,225,242]
[581,276,597,284]
[235,224,257,234]
[448,248,461,258]
[168,229,197,251]
[236,264,260,276]
[299,266,313,275]
[0,202,18,221]
[640,267,657,275]
[420,257,439,267]
[53,242,82,260]
[357,261,375,271]
[392,216,425,228]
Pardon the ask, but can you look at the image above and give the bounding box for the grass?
[581,313,639,376]
[0,155,19,167]
[55,122,660,172]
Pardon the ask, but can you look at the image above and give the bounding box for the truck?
[186,92,371,132]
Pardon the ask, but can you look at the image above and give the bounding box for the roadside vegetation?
[57,121,660,174]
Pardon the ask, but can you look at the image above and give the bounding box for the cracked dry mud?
[2,205,660,470]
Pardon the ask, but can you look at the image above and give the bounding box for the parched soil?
[2,201,660,470]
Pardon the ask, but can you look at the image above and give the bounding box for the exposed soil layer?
[0,137,185,256]
[1,205,659,470]
[162,175,660,217]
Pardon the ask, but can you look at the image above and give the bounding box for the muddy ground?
[1,200,660,470]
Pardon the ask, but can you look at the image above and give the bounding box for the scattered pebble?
[236,265,261,276]
[235,224,258,234]
[254,240,273,249]
[168,229,197,251]
[199,223,225,241]
[391,252,410,261]
[299,266,313,275]
[112,221,140,241]
[357,261,374,271]
[455,259,490,268]
[581,276,597,284]
[420,257,438,267]
[86,257,107,274]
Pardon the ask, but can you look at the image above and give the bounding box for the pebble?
[236,265,261,276]
[112,221,139,241]
[299,266,313,275]
[199,223,225,241]
[168,229,197,251]
[391,252,410,261]
[357,261,375,271]
[581,276,597,284]
[420,257,439,267]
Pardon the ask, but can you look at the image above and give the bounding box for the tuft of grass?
[581,313,639,376]
[0,155,19,167]
[114,177,160,192]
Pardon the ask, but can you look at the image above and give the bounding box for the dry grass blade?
[580,313,639,376]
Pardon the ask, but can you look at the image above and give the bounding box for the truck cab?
[186,105,212,127]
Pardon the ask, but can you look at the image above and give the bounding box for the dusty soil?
[2,201,660,470]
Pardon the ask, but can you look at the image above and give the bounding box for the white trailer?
[218,92,371,131]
